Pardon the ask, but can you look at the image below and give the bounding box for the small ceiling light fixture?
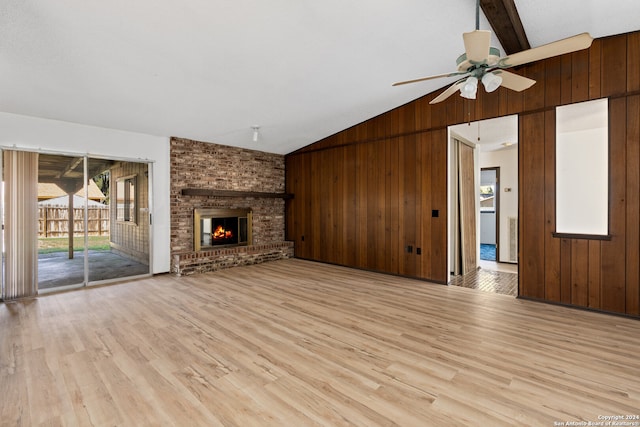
[460,76,478,99]
[481,72,503,93]
[251,126,260,142]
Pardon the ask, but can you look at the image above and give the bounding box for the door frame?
[458,140,478,274]
[447,134,479,277]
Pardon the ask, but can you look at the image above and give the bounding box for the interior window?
[480,185,495,211]
[116,175,137,223]
[555,98,609,238]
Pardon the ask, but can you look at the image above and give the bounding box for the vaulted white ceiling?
[1,1,639,154]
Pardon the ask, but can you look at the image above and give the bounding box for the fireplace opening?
[211,217,238,244]
[194,208,252,251]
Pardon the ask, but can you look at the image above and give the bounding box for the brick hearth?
[173,242,294,276]
[170,137,293,275]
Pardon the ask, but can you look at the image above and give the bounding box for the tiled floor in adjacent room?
[449,260,518,296]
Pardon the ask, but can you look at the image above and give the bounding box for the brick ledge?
[172,241,294,276]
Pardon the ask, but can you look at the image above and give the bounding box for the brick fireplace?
[170,137,293,275]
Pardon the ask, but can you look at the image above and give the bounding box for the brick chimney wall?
[170,137,292,275]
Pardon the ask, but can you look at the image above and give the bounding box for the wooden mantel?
[181,188,293,199]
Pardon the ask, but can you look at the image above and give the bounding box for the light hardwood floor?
[1,259,639,426]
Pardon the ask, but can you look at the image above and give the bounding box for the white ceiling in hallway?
[450,115,518,153]
[1,1,638,154]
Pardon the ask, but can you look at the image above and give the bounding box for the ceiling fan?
[393,0,593,104]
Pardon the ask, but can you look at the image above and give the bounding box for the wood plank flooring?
[1,259,639,426]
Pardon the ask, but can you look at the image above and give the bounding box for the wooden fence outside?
[38,205,110,237]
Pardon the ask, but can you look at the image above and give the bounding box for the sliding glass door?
[1,149,152,299]
[37,153,89,290]
[87,158,150,283]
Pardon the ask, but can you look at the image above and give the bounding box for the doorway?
[447,115,519,296]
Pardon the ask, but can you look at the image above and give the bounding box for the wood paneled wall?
[285,31,640,316]
[286,130,448,282]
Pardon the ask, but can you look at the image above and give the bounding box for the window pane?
[116,175,136,223]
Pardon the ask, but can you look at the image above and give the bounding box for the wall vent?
[508,216,518,263]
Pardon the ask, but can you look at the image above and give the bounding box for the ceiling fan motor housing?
[456,47,502,72]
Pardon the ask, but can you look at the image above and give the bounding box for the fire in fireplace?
[213,224,233,241]
[194,208,252,251]
[211,218,237,244]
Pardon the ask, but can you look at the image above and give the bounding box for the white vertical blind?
[3,150,39,299]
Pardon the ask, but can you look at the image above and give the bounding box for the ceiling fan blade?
[498,32,593,68]
[429,80,466,104]
[462,30,491,63]
[495,70,536,91]
[392,71,468,86]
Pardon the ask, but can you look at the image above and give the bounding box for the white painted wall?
[0,112,170,273]
[479,146,518,263]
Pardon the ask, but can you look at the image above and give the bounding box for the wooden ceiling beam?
[55,156,83,179]
[480,0,530,55]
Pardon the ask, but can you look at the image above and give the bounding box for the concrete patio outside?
[38,250,149,289]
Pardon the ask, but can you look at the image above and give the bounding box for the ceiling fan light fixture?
[482,72,502,92]
[460,76,478,99]
[391,0,593,105]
